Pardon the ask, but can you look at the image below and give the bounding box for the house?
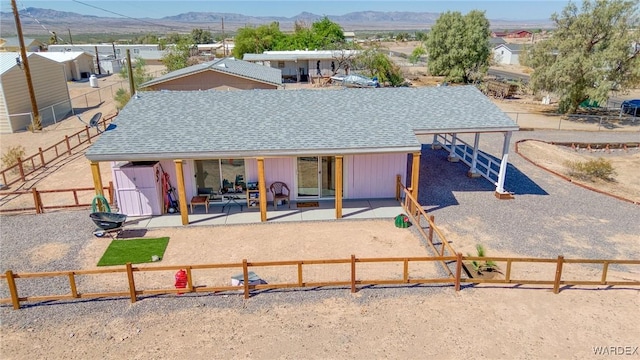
[493,43,525,65]
[489,37,506,46]
[140,57,282,91]
[344,32,356,43]
[35,51,96,81]
[47,44,165,64]
[243,50,360,83]
[507,30,533,39]
[0,37,45,52]
[85,86,519,224]
[0,52,72,133]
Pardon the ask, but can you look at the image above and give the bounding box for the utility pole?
[126,49,135,96]
[222,17,226,57]
[11,0,41,130]
[68,28,73,45]
[94,46,101,75]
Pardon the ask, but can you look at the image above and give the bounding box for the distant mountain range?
[0,7,554,37]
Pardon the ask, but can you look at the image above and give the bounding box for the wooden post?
[38,147,45,168]
[601,261,609,285]
[411,151,421,213]
[403,258,409,283]
[65,135,71,155]
[173,160,189,225]
[17,157,25,181]
[107,181,114,204]
[72,190,79,205]
[86,126,91,144]
[68,272,79,298]
[335,156,343,219]
[186,267,194,292]
[90,161,104,196]
[297,262,303,286]
[257,158,267,222]
[428,215,434,244]
[126,262,137,303]
[5,270,20,310]
[242,259,250,299]
[553,255,564,294]
[505,260,512,283]
[455,253,463,292]
[395,174,401,201]
[31,188,41,214]
[350,254,357,293]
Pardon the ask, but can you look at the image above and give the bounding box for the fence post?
[68,272,79,298]
[242,259,250,299]
[38,147,45,168]
[403,258,409,283]
[126,262,137,303]
[297,261,303,287]
[186,266,194,292]
[553,255,564,294]
[37,191,44,213]
[601,261,609,285]
[86,126,91,144]
[31,188,41,214]
[5,270,20,310]
[428,215,435,245]
[395,174,401,201]
[455,253,463,292]
[65,135,71,155]
[17,157,25,181]
[350,254,357,293]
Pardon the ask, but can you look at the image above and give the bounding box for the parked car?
[621,99,640,116]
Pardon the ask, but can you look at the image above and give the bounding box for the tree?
[162,36,193,72]
[353,46,404,86]
[525,0,640,114]
[191,28,213,44]
[116,57,152,109]
[425,10,491,83]
[232,22,285,58]
[409,45,427,64]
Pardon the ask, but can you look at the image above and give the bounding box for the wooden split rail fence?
[0,182,114,214]
[0,113,117,188]
[1,254,638,310]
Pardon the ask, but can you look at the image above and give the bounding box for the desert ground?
[1,48,640,359]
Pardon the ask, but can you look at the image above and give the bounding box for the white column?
[495,131,512,194]
[468,133,481,178]
[447,133,460,162]
[431,134,442,149]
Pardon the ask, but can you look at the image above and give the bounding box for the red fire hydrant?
[174,269,187,295]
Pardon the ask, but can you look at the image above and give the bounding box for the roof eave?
[413,126,520,135]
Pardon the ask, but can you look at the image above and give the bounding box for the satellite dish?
[77,112,104,133]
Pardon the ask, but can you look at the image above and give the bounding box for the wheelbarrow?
[90,212,127,237]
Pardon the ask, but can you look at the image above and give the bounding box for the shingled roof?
[140,57,282,88]
[86,86,518,162]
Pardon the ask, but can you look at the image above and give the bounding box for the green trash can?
[394,214,410,228]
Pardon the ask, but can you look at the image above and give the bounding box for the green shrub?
[467,244,499,275]
[564,158,616,181]
[1,145,26,171]
[114,88,131,110]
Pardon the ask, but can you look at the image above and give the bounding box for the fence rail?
[0,182,114,214]
[0,113,117,188]
[1,253,638,310]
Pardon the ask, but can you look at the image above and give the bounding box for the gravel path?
[1,129,638,327]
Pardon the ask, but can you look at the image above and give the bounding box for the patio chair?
[270,181,290,209]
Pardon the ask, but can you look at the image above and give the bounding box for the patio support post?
[90,161,104,196]
[447,133,459,162]
[495,131,512,198]
[467,133,481,178]
[411,151,421,211]
[335,156,343,219]
[174,160,189,225]
[431,134,441,149]
[257,157,267,222]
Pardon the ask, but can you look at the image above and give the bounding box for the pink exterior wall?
[345,153,407,199]
[112,162,163,216]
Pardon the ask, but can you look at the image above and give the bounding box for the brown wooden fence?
[1,254,638,310]
[0,182,114,214]
[0,112,117,188]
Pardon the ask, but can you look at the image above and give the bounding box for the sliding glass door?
[297,156,338,199]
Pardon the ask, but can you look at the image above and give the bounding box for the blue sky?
[4,1,576,20]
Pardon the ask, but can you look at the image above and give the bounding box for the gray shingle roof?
[140,57,282,88]
[86,86,518,162]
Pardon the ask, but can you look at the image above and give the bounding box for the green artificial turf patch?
[97,237,169,266]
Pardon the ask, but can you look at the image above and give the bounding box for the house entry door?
[296,156,337,199]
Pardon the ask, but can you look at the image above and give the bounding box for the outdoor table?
[190,196,209,213]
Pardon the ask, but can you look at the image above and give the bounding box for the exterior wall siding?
[265,158,295,201]
[147,70,278,91]
[346,153,407,199]
[0,82,9,133]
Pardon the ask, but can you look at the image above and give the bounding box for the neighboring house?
[243,50,360,83]
[493,43,525,65]
[491,31,508,38]
[36,51,96,80]
[47,44,164,64]
[344,32,356,43]
[0,52,72,133]
[507,30,533,39]
[489,37,506,46]
[140,57,283,91]
[85,86,518,223]
[0,37,45,52]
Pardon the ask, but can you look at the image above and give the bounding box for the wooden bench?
[190,196,209,213]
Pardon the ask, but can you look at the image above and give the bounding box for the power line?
[71,0,178,30]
